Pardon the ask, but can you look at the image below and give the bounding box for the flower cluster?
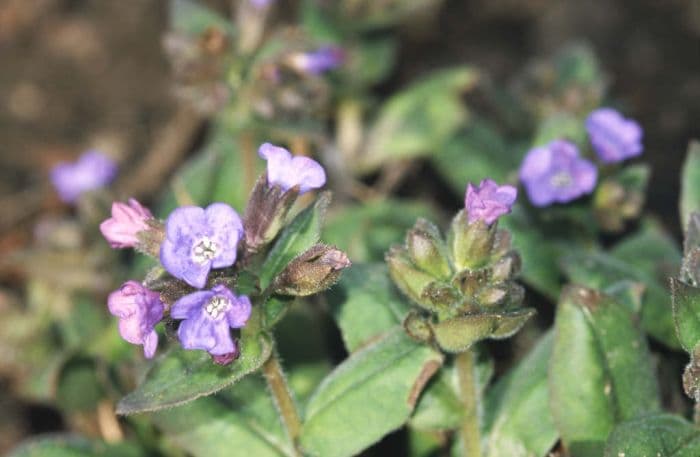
[101,143,332,362]
[519,107,643,207]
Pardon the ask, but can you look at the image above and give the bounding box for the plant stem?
[262,351,302,454]
[456,349,482,457]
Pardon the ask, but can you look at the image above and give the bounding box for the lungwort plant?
[6,1,700,457]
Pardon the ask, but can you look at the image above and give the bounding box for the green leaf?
[300,328,443,457]
[324,199,437,263]
[671,278,700,353]
[549,285,660,457]
[562,222,681,348]
[152,376,293,457]
[9,435,144,457]
[259,192,331,290]
[604,414,700,457]
[483,331,558,457]
[170,0,234,36]
[431,119,518,195]
[327,263,410,352]
[499,205,561,300]
[681,140,700,230]
[116,333,272,415]
[359,67,479,173]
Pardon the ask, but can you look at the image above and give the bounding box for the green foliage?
[604,414,700,457]
[158,127,264,217]
[431,119,518,195]
[681,140,700,230]
[671,278,700,353]
[358,67,479,173]
[549,285,660,457]
[117,333,272,415]
[152,376,293,457]
[326,263,410,352]
[300,328,443,457]
[562,221,681,348]
[170,0,234,36]
[483,332,558,457]
[259,192,331,290]
[499,206,561,300]
[324,200,437,263]
[9,436,144,457]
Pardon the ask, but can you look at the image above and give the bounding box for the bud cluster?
[386,180,533,353]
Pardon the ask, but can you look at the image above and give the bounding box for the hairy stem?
[456,349,482,457]
[262,351,302,454]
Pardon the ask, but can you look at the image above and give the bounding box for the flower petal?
[171,290,213,319]
[227,295,252,328]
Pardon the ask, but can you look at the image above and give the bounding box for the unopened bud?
[244,175,298,253]
[449,210,496,271]
[406,219,452,280]
[386,246,436,309]
[403,311,433,344]
[274,244,351,296]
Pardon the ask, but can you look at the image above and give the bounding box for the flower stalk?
[262,351,303,455]
[456,349,482,457]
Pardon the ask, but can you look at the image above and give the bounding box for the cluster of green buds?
[386,179,535,352]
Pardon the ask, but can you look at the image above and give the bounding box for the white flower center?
[192,236,218,264]
[204,296,230,319]
[550,171,573,188]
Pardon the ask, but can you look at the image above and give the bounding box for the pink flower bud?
[100,199,153,248]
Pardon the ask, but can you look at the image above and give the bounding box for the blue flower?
[586,108,643,163]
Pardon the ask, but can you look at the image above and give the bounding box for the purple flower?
[519,139,598,207]
[258,143,326,194]
[100,199,153,248]
[586,108,643,163]
[465,179,517,225]
[250,0,274,8]
[290,46,345,75]
[50,150,118,203]
[171,285,251,356]
[108,281,164,358]
[160,203,244,288]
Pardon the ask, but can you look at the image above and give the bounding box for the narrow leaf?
[300,328,443,457]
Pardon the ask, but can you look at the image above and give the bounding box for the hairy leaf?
[549,285,660,457]
[604,414,700,457]
[117,333,271,415]
[327,263,410,352]
[300,328,443,457]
